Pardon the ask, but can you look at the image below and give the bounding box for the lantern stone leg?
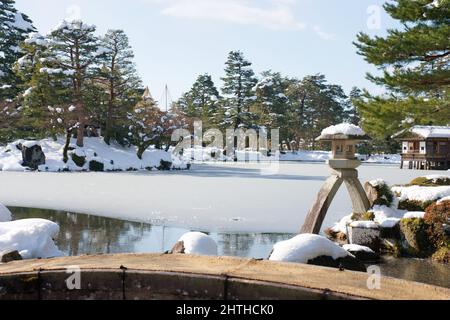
[300,167,371,235]
[300,174,343,234]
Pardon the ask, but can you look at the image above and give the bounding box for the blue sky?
[16,0,399,102]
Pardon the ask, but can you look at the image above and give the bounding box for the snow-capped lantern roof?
[316,123,370,141]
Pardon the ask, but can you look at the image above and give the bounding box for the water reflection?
[8,207,450,288]
[10,207,292,259]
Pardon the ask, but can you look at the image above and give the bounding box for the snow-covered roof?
[393,126,450,139]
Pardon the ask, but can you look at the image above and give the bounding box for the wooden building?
[393,126,450,170]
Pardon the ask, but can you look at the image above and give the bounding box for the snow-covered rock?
[343,244,374,253]
[0,203,12,222]
[343,244,379,262]
[268,234,350,264]
[171,232,218,256]
[349,221,379,229]
[0,219,62,259]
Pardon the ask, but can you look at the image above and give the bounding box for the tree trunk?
[76,102,84,148]
[63,128,73,163]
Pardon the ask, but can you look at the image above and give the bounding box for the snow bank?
[330,214,353,234]
[321,123,366,137]
[392,185,450,202]
[182,147,400,164]
[403,211,425,219]
[269,234,350,264]
[0,137,188,172]
[0,203,12,222]
[177,232,218,256]
[0,219,62,259]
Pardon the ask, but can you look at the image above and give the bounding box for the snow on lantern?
[300,123,371,234]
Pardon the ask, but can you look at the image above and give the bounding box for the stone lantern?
[300,124,371,234]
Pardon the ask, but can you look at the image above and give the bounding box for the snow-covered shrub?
[409,176,450,187]
[88,159,104,172]
[398,199,434,212]
[399,218,432,258]
[158,160,172,171]
[71,151,86,167]
[351,211,375,222]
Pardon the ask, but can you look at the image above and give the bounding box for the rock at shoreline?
[343,244,380,262]
[21,143,45,170]
[399,218,431,258]
[170,232,218,256]
[348,222,381,253]
[1,250,23,263]
[307,255,366,272]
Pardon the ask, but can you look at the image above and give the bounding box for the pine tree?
[44,20,103,147]
[178,74,220,128]
[221,51,257,129]
[0,0,35,100]
[253,71,290,141]
[98,29,142,145]
[285,75,349,149]
[354,0,450,144]
[13,32,65,140]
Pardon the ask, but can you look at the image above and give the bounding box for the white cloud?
[313,26,336,40]
[146,0,307,31]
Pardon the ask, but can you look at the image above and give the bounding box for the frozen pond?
[9,206,450,289]
[0,162,442,233]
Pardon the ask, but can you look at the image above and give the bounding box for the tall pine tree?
[221,51,257,129]
[44,20,103,147]
[98,29,142,145]
[178,74,220,128]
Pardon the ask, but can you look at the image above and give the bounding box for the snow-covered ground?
[0,137,187,172]
[182,148,401,164]
[0,162,444,234]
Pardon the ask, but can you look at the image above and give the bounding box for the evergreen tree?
[221,51,257,129]
[0,0,35,100]
[354,0,450,144]
[98,29,142,145]
[253,71,290,143]
[178,74,220,128]
[347,87,362,125]
[13,32,64,140]
[286,75,349,149]
[44,20,103,147]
